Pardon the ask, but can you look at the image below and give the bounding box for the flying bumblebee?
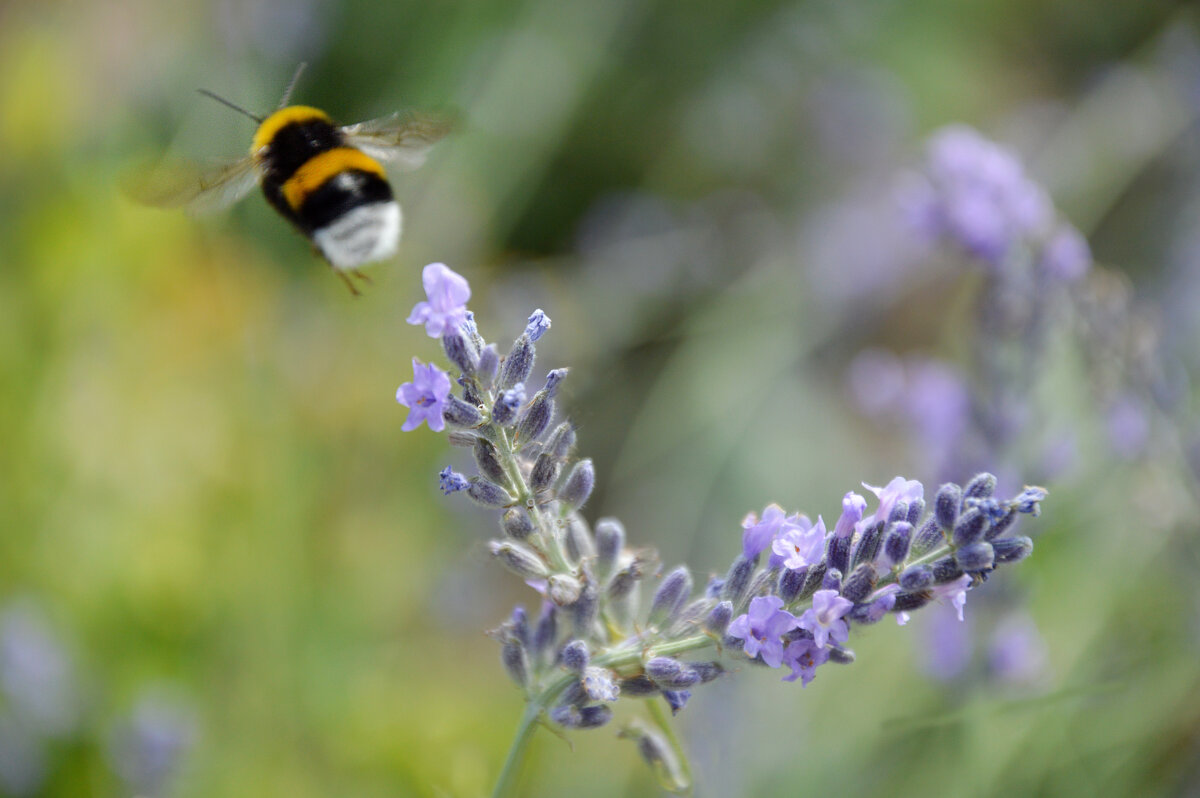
[131,66,452,293]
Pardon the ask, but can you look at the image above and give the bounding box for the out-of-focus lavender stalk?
[397,262,1049,796]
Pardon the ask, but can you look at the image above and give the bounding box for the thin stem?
[645,697,693,793]
[492,703,543,798]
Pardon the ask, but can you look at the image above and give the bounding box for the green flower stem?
[491,703,543,798]
[645,696,693,792]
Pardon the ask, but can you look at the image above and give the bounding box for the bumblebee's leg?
[335,269,362,296]
[352,269,373,286]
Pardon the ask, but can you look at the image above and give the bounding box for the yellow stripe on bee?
[250,105,333,155]
[281,147,387,211]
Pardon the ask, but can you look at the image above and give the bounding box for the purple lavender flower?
[524,309,552,342]
[407,262,471,338]
[859,477,923,534]
[772,517,826,571]
[797,589,853,648]
[931,575,972,621]
[782,639,830,686]
[439,467,469,495]
[833,492,867,539]
[1106,394,1150,459]
[988,612,1049,685]
[1039,224,1091,281]
[0,604,77,736]
[921,602,972,681]
[396,358,452,432]
[741,504,804,560]
[726,596,798,668]
[107,693,195,797]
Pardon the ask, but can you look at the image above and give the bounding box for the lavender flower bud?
[491,384,525,427]
[501,508,534,540]
[563,517,594,564]
[777,566,806,603]
[473,437,508,486]
[559,640,589,672]
[906,498,926,526]
[582,666,619,702]
[888,501,910,524]
[893,591,931,612]
[1011,486,1047,515]
[546,422,576,459]
[477,344,499,388]
[442,332,477,376]
[509,606,530,646]
[558,459,595,510]
[963,472,998,502]
[744,569,776,603]
[720,556,755,605]
[607,564,641,601]
[543,368,568,398]
[827,646,855,664]
[531,603,558,665]
[911,517,944,556]
[550,704,612,729]
[841,563,877,603]
[530,452,558,492]
[501,638,529,687]
[931,556,964,584]
[984,507,1018,540]
[438,467,469,495]
[883,522,913,567]
[827,533,852,575]
[645,657,700,690]
[993,536,1034,563]
[468,478,515,508]
[516,391,554,443]
[571,582,599,635]
[617,675,659,696]
[443,395,483,427]
[548,574,584,606]
[649,566,692,627]
[898,564,934,591]
[671,598,714,634]
[851,520,884,569]
[446,430,477,447]
[499,334,535,392]
[525,309,551,342]
[822,568,843,593]
[490,540,549,580]
[594,518,625,580]
[690,661,724,683]
[934,482,962,530]
[799,561,827,600]
[705,601,733,635]
[952,507,988,546]
[956,541,995,572]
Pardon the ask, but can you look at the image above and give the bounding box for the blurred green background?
[2,0,1200,795]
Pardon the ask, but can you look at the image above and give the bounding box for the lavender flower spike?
[407,262,471,338]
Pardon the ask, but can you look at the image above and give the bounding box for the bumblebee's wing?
[122,155,259,214]
[340,111,454,170]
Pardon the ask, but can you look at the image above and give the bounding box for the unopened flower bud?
[963,472,997,502]
[530,452,558,492]
[468,478,515,508]
[984,507,1018,540]
[906,498,926,526]
[548,574,584,606]
[851,520,884,569]
[582,666,619,702]
[543,368,567,398]
[594,518,625,580]
[720,556,755,605]
[799,562,827,601]
[473,437,508,486]
[477,344,499,388]
[956,541,995,571]
[447,430,477,447]
[663,690,691,715]
[841,562,877,603]
[563,515,595,563]
[501,508,534,540]
[911,516,944,556]
[893,591,931,612]
[501,638,529,687]
[931,556,964,584]
[690,661,724,683]
[559,639,589,672]
[898,564,934,591]
[524,309,551,342]
[705,601,733,635]
[491,384,525,426]
[952,507,988,546]
[442,332,477,376]
[888,501,910,524]
[827,646,856,665]
[546,422,576,459]
[826,533,852,575]
[499,334,535,392]
[882,521,913,567]
[550,704,612,729]
[935,482,962,530]
[992,535,1034,563]
[532,603,557,663]
[616,675,659,696]
[442,395,483,427]
[645,657,700,690]
[649,566,692,627]
[571,582,599,635]
[515,390,554,443]
[490,540,549,580]
[558,458,595,510]
[777,566,806,603]
[821,568,843,592]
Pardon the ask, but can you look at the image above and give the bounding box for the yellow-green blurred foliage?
[1,0,1199,796]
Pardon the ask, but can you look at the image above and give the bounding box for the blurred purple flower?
[727,596,799,668]
[1106,394,1150,459]
[920,602,972,681]
[407,262,471,338]
[1039,225,1092,281]
[988,612,1050,685]
[797,589,853,648]
[396,358,452,432]
[847,348,906,418]
[108,693,195,797]
[0,604,77,737]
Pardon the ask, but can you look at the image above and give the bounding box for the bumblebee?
[133,67,452,293]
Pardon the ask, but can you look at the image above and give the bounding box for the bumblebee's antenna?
[278,62,307,108]
[196,89,263,124]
